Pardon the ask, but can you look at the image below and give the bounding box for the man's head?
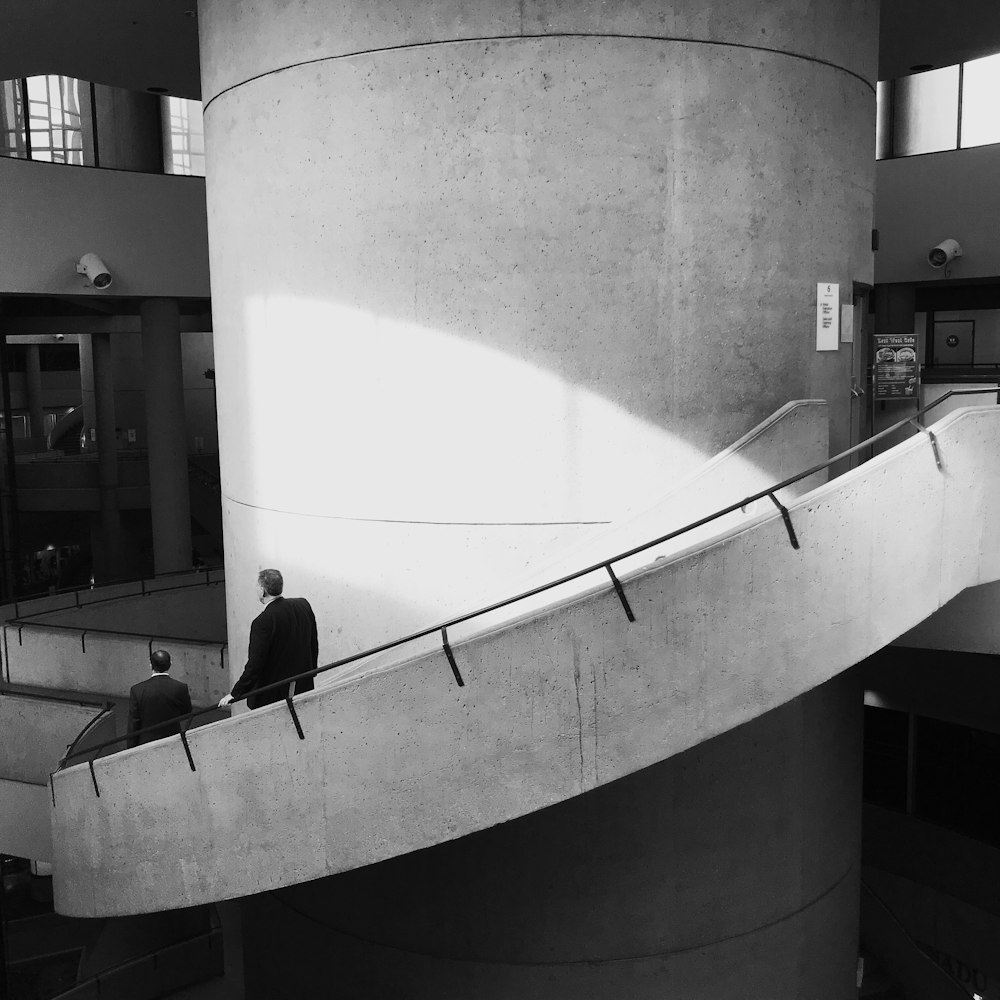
[257,568,283,603]
[150,649,171,673]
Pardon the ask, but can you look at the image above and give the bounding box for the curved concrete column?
[141,298,193,575]
[91,332,124,579]
[199,0,878,659]
[240,674,862,999]
[25,344,45,441]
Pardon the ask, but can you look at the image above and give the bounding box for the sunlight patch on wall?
[223,294,709,525]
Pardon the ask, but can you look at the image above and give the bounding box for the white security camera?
[76,253,113,288]
[927,239,963,268]
[55,333,65,341]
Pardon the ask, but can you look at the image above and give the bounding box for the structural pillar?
[200,0,879,667]
[25,344,45,443]
[140,298,193,575]
[90,332,124,580]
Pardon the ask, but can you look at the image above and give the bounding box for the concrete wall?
[898,580,1000,654]
[50,406,1000,921]
[3,625,228,705]
[1,572,229,703]
[874,144,1000,284]
[0,157,209,298]
[0,694,103,784]
[0,694,105,861]
[200,0,878,666]
[0,779,52,860]
[241,674,861,1000]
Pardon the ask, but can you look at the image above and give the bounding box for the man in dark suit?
[126,649,193,748]
[218,568,318,710]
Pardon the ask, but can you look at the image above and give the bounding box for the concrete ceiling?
[879,0,1000,80]
[0,0,202,99]
[0,0,997,100]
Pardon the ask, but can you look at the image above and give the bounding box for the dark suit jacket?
[230,596,318,709]
[127,673,193,748]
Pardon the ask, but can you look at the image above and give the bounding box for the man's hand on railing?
[218,694,234,708]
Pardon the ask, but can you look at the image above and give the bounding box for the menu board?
[873,334,919,400]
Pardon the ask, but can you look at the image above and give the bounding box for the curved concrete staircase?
[47,404,1000,917]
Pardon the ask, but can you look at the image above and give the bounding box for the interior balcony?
[33,398,998,922]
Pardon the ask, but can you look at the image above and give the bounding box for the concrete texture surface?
[0,694,103,785]
[199,0,878,669]
[239,673,861,998]
[3,626,229,706]
[0,157,209,298]
[50,405,1000,919]
[0,778,53,860]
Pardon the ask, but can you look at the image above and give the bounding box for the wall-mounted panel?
[0,157,209,297]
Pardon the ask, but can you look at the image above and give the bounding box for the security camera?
[76,253,113,289]
[928,239,963,268]
[55,334,65,341]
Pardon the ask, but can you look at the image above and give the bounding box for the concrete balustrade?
[0,694,103,784]
[494,398,830,599]
[51,406,1000,918]
[3,626,228,705]
[0,693,107,860]
[1,572,228,705]
[333,398,832,684]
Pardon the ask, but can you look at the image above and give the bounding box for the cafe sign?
[873,334,919,400]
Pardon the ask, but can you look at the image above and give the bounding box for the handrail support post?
[605,564,636,622]
[179,725,197,770]
[285,697,305,740]
[907,418,943,471]
[767,492,800,550]
[441,627,465,687]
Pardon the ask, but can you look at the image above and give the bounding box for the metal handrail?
[5,619,228,648]
[49,908,222,1000]
[58,387,998,765]
[860,879,971,997]
[58,704,116,769]
[6,567,223,621]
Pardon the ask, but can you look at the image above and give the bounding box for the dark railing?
[4,566,224,621]
[57,388,999,769]
[51,910,223,1000]
[860,879,971,998]
[5,620,227,650]
[58,705,117,773]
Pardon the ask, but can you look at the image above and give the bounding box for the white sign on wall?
[816,282,840,351]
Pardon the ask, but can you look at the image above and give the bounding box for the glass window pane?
[161,95,206,177]
[24,75,90,164]
[892,65,959,156]
[961,52,1000,148]
[875,80,891,159]
[0,79,27,157]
